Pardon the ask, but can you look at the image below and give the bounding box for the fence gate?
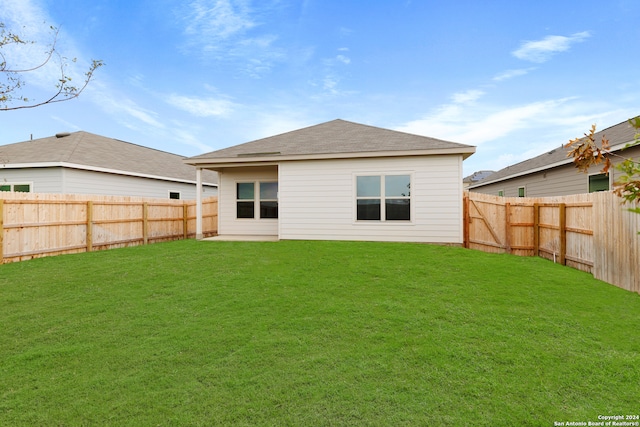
[464,192,600,276]
[465,196,507,253]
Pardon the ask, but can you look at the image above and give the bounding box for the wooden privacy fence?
[0,193,218,263]
[464,191,640,294]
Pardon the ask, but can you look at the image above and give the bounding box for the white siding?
[279,156,465,243]
[0,167,64,193]
[218,166,279,236]
[62,169,217,199]
[0,167,216,199]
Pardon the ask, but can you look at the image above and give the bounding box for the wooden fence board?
[1,193,218,263]
[466,191,639,294]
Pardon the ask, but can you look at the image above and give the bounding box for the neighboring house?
[0,131,218,199]
[185,119,475,243]
[463,170,495,190]
[469,118,640,197]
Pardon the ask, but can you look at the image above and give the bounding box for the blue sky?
[1,0,639,176]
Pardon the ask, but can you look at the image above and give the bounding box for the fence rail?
[464,191,639,294]
[3,191,637,294]
[0,193,218,263]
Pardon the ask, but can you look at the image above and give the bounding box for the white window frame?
[518,186,526,197]
[235,181,278,220]
[0,182,33,192]
[168,190,181,200]
[354,173,413,222]
[258,181,278,219]
[588,172,610,193]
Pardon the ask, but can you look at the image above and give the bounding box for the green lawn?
[1,240,639,426]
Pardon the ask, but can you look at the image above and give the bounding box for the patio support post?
[196,167,203,239]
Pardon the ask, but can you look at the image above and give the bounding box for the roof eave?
[186,147,476,168]
[468,140,633,189]
[1,162,218,187]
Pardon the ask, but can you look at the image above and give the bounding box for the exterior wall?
[0,167,64,193]
[470,145,640,197]
[470,164,589,197]
[62,168,217,199]
[278,155,465,243]
[217,166,279,236]
[0,166,217,199]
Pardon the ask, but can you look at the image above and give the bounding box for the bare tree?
[1,22,103,110]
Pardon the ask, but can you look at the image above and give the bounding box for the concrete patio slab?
[202,235,279,242]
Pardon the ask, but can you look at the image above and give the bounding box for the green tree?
[565,117,640,215]
[1,22,103,110]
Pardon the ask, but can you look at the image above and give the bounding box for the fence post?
[559,203,567,265]
[0,199,4,263]
[143,202,149,245]
[505,202,512,253]
[183,204,189,240]
[533,203,540,257]
[463,193,469,248]
[87,201,93,252]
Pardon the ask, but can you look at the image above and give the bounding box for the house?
[185,119,475,243]
[463,170,495,190]
[0,131,218,199]
[468,118,640,197]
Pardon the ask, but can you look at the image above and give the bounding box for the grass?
[1,240,639,426]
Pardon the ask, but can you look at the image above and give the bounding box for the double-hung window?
[259,182,278,218]
[236,181,278,219]
[356,174,411,221]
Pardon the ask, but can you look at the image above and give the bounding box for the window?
[356,174,410,221]
[0,183,31,192]
[498,190,504,197]
[236,182,255,218]
[169,191,181,200]
[236,181,278,219]
[518,187,526,197]
[259,182,278,219]
[589,173,609,193]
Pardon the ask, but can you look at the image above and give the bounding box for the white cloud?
[396,97,582,146]
[0,0,93,100]
[323,76,338,93]
[336,54,351,64]
[166,94,235,117]
[178,0,284,76]
[0,0,48,35]
[493,68,534,81]
[398,88,635,176]
[451,89,484,104]
[89,82,165,130]
[166,127,214,153]
[512,31,590,63]
[50,115,82,131]
[183,0,255,41]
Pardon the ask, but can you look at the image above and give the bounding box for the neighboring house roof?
[463,170,495,185]
[186,119,475,166]
[469,118,638,188]
[0,131,218,185]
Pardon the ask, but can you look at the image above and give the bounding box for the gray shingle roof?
[0,131,218,184]
[187,119,475,162]
[464,170,495,184]
[470,118,638,187]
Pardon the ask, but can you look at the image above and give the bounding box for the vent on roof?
[55,132,71,138]
[237,151,281,157]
